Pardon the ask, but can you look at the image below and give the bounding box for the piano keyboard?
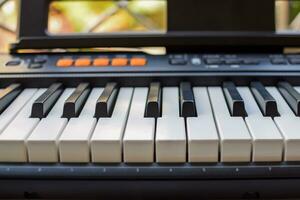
[1,81,300,163]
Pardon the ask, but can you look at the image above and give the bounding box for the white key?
[186,87,219,162]
[208,87,251,162]
[0,89,38,134]
[238,87,283,162]
[27,89,74,163]
[295,86,300,94]
[156,87,186,163]
[123,88,155,163]
[59,88,103,163]
[91,88,133,163]
[267,87,300,161]
[0,89,46,162]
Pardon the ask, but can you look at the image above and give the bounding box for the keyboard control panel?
[2,53,300,74]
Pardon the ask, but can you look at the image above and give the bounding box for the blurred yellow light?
[1,0,15,15]
[130,0,166,14]
[50,18,63,33]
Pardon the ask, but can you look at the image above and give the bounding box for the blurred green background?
[0,0,167,52]
[48,0,167,34]
[1,0,300,53]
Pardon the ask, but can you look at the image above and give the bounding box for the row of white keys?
[186,87,219,162]
[0,89,38,134]
[0,89,46,162]
[123,88,155,163]
[58,88,103,163]
[267,87,300,161]
[208,87,252,162]
[156,87,186,163]
[91,88,133,163]
[26,88,75,163]
[238,87,283,162]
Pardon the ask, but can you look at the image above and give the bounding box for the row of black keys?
[223,81,300,117]
[0,82,120,119]
[223,81,299,117]
[0,81,299,119]
[0,82,194,118]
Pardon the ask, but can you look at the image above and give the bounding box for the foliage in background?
[290,1,300,21]
[0,0,166,52]
[0,0,17,52]
[48,0,167,34]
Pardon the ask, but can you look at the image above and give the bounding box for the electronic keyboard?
[1,52,300,199]
[4,0,300,199]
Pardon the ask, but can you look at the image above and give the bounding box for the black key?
[145,82,161,118]
[277,82,300,116]
[31,83,63,118]
[63,83,90,118]
[95,82,118,118]
[223,82,247,117]
[250,82,279,117]
[180,82,197,117]
[0,83,22,114]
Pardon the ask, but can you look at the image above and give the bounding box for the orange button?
[111,58,128,66]
[93,58,110,66]
[56,58,73,67]
[130,58,147,66]
[75,58,91,67]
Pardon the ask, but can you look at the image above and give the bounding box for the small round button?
[56,58,74,67]
[29,63,43,69]
[6,59,22,67]
[130,58,147,66]
[93,58,110,66]
[191,57,201,65]
[33,56,48,64]
[111,58,128,66]
[74,58,91,67]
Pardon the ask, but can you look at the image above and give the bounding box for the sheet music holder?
[11,0,300,52]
